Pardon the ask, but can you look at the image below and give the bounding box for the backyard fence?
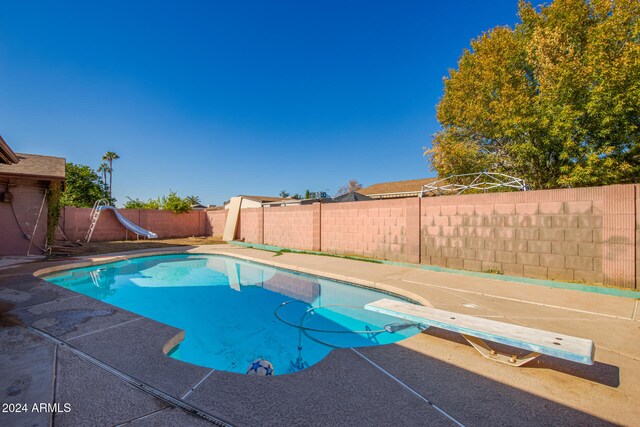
[206,184,640,289]
[58,207,209,242]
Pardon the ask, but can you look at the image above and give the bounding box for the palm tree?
[97,162,109,185]
[97,162,110,197]
[102,151,120,197]
[186,195,201,205]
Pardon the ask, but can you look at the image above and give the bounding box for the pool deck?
[1,244,638,426]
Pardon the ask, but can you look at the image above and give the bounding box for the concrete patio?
[1,244,638,426]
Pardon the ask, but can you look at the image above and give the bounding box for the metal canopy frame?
[420,172,527,197]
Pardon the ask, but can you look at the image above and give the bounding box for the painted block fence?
[59,207,209,241]
[208,184,639,289]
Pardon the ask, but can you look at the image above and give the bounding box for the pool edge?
[34,248,433,309]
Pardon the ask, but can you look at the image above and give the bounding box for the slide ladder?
[85,199,109,242]
[85,199,158,243]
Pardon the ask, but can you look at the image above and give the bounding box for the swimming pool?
[44,254,420,375]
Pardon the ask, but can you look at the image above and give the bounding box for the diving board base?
[461,333,541,367]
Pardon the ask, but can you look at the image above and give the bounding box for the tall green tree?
[426,0,640,189]
[102,151,120,196]
[60,163,111,207]
[124,197,160,209]
[160,191,192,213]
[124,192,193,213]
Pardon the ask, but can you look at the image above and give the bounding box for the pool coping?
[34,249,435,309]
[228,241,640,299]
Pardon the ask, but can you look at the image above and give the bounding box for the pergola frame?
[420,172,527,197]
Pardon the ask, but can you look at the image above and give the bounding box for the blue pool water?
[45,254,419,375]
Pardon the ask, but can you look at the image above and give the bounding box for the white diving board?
[365,299,595,366]
[223,196,242,241]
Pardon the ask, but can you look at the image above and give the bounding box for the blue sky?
[0,1,520,206]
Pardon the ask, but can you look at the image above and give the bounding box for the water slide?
[85,200,158,242]
[98,206,158,239]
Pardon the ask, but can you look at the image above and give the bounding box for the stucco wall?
[0,182,48,256]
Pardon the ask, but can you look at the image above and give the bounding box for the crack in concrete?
[113,407,172,426]
[51,344,58,426]
[11,294,83,313]
[351,348,465,427]
[66,317,144,341]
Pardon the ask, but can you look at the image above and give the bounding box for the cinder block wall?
[637,185,640,290]
[237,208,263,244]
[60,207,208,241]
[263,205,318,250]
[420,184,637,288]
[139,210,207,239]
[226,184,638,289]
[206,209,227,238]
[321,199,419,263]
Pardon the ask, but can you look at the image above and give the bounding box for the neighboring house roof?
[359,177,438,198]
[332,191,372,202]
[223,195,288,207]
[0,153,66,181]
[261,191,336,206]
[237,195,284,203]
[262,197,326,207]
[262,198,300,207]
[0,135,19,165]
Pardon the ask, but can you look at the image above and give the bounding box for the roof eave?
[0,135,20,164]
[0,172,66,182]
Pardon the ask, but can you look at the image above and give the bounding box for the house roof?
[262,197,326,207]
[332,191,372,202]
[237,195,285,203]
[0,135,19,165]
[223,195,288,206]
[262,198,301,206]
[359,177,438,197]
[0,153,66,181]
